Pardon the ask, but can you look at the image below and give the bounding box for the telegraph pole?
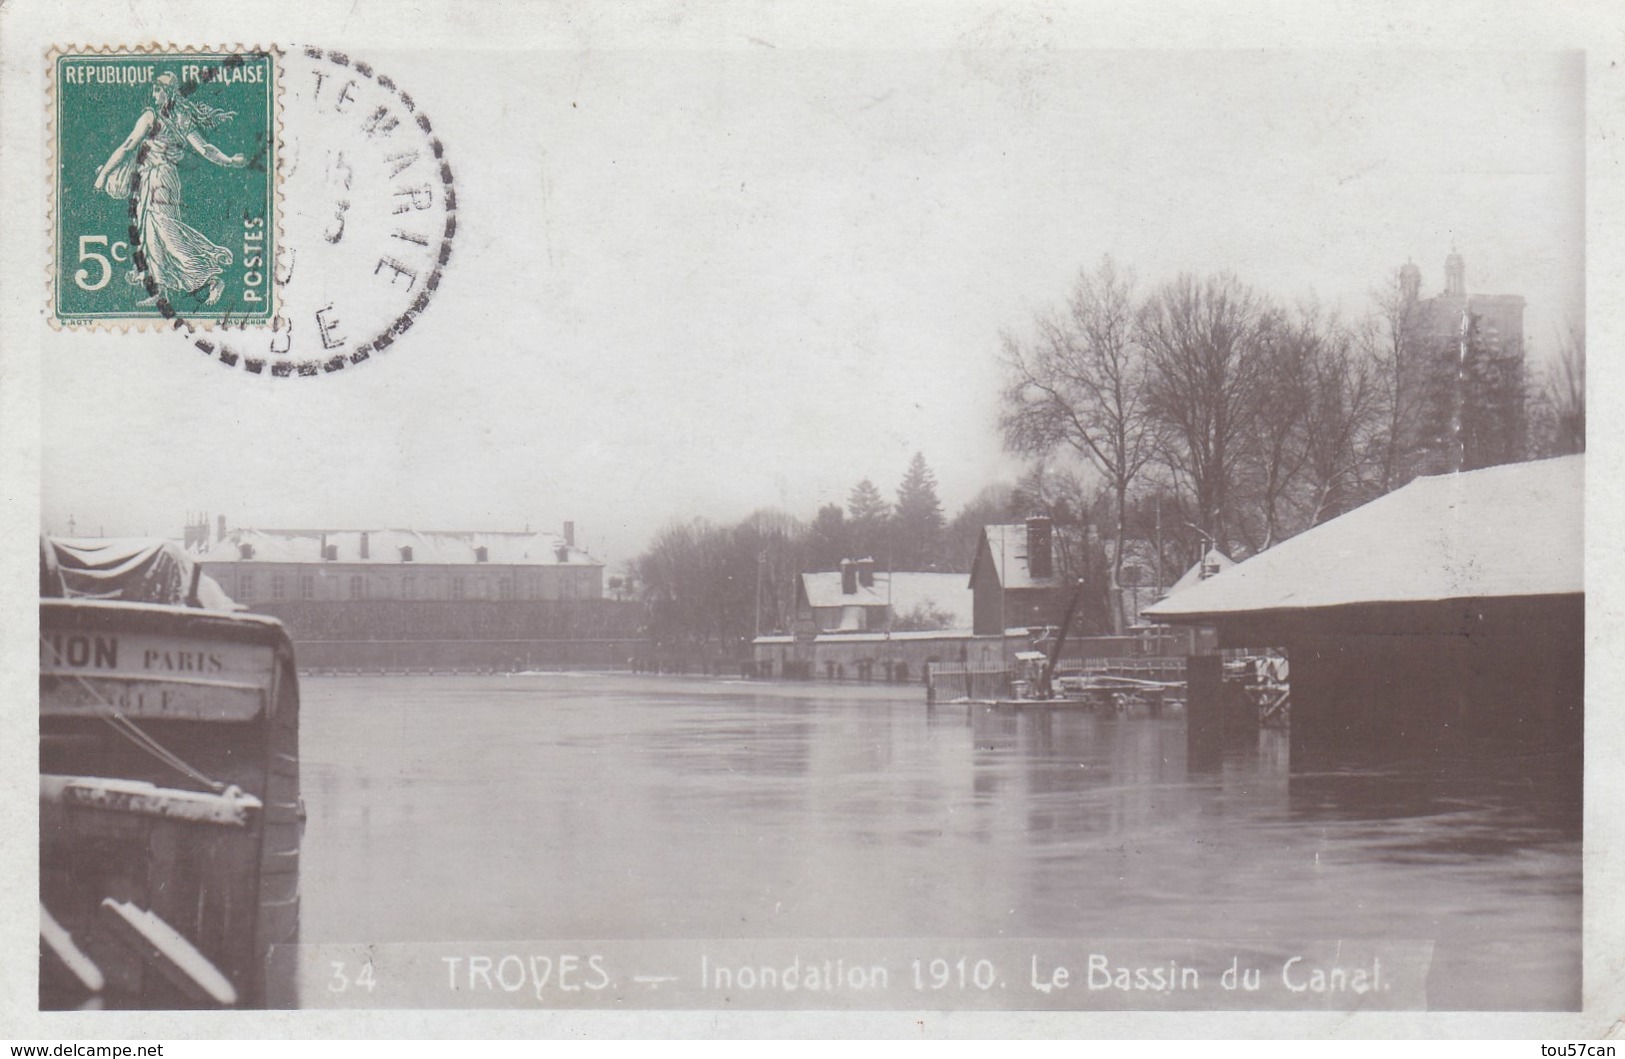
[1154,493,1163,596]
[754,550,766,638]
[1453,307,1471,473]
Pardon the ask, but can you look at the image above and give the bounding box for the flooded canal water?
[298,673,1581,1010]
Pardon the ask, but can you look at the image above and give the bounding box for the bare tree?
[1239,305,1384,541]
[1235,305,1315,551]
[1000,255,1157,631]
[635,509,807,659]
[1552,322,1586,454]
[1303,316,1382,525]
[1137,272,1271,554]
[1530,320,1585,457]
[1368,268,1432,492]
[1009,463,1112,634]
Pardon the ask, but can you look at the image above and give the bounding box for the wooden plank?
[41,775,261,828]
[41,904,105,996]
[97,898,238,1007]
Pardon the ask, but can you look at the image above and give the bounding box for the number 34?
[328,959,378,993]
[73,235,130,291]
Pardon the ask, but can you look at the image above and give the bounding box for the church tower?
[1444,247,1466,297]
[1399,258,1421,304]
[1392,247,1527,479]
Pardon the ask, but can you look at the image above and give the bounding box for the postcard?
[4,0,1622,1041]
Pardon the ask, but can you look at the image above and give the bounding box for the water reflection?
[299,674,1579,1010]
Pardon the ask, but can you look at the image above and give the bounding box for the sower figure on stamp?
[93,71,244,306]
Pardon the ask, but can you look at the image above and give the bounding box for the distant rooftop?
[800,570,974,629]
[199,528,603,566]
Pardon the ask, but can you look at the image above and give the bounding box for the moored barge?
[39,537,301,1009]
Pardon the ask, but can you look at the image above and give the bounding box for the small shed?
[1145,456,1582,760]
[1162,548,1235,598]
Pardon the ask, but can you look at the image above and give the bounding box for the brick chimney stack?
[840,559,857,595]
[563,521,575,548]
[360,531,370,560]
[1026,516,1054,580]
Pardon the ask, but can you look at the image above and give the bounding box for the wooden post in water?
[1223,670,1258,743]
[1186,654,1224,768]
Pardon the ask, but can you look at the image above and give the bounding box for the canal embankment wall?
[243,598,645,672]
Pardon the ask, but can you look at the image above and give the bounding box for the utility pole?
[885,533,893,642]
[1154,492,1163,596]
[1453,307,1471,473]
[753,550,766,639]
[999,524,1008,667]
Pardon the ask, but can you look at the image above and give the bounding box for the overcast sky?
[40,49,1584,566]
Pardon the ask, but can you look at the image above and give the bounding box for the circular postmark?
[134,46,457,376]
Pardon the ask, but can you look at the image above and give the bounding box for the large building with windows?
[187,522,633,670]
[197,525,604,604]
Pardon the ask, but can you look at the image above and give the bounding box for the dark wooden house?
[968,517,1068,635]
[1145,456,1583,762]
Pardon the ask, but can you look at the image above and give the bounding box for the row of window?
[225,572,591,603]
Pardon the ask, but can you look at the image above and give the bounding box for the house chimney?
[856,557,875,588]
[360,532,370,560]
[217,514,227,542]
[1026,516,1054,580]
[840,559,857,595]
[563,521,575,547]
[399,545,414,563]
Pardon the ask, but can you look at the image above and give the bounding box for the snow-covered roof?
[975,524,1064,590]
[800,570,974,628]
[1145,456,1582,622]
[199,528,602,567]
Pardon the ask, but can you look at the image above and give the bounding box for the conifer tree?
[894,452,946,569]
[846,478,890,561]
[846,479,888,522]
[806,503,850,570]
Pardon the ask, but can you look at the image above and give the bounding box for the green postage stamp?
[51,48,277,327]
